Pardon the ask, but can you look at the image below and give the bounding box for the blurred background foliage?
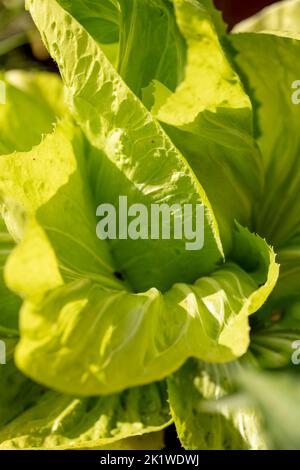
[0,0,279,71]
[0,0,52,70]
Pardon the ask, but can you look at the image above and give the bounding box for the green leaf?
[57,0,119,44]
[0,218,20,334]
[55,0,120,65]
[197,0,227,36]
[56,0,187,96]
[272,237,300,302]
[239,369,300,450]
[0,350,45,429]
[167,359,266,450]
[4,0,276,397]
[0,115,277,396]
[230,32,300,247]
[225,30,300,303]
[116,0,186,97]
[0,381,171,450]
[0,70,69,335]
[26,0,226,294]
[2,175,277,395]
[0,70,65,155]
[150,0,263,252]
[0,120,121,295]
[233,0,300,35]
[250,299,300,369]
[97,431,166,450]
[13,260,274,395]
[0,122,277,396]
[251,328,300,370]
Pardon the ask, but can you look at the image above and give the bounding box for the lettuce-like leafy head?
[2,0,300,450]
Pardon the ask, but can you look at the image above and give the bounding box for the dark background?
[215,0,278,29]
